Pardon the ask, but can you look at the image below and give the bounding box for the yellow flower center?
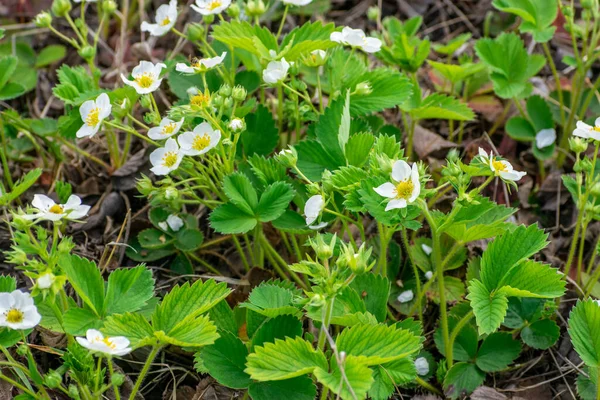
[591,126,600,132]
[86,107,101,127]
[160,17,171,26]
[192,134,211,151]
[395,180,414,200]
[162,123,177,135]
[191,58,203,69]
[208,0,222,10]
[162,152,179,167]
[134,73,154,89]
[101,337,116,350]
[6,309,23,324]
[492,160,508,172]
[49,204,64,214]
[191,93,209,107]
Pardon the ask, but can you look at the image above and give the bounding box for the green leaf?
[506,117,536,141]
[527,95,554,131]
[53,65,95,105]
[330,166,369,190]
[245,336,328,381]
[0,82,25,100]
[105,265,155,315]
[155,314,218,347]
[249,377,317,400]
[152,279,230,334]
[435,302,479,361]
[577,370,598,400]
[0,56,17,90]
[241,105,279,156]
[370,359,417,400]
[280,21,336,60]
[223,172,258,215]
[256,182,295,222]
[433,33,472,55]
[345,133,375,167]
[0,276,17,292]
[102,313,154,349]
[315,96,350,166]
[174,228,204,252]
[209,203,257,234]
[349,69,412,116]
[410,93,475,121]
[63,308,102,336]
[138,228,174,249]
[250,315,303,351]
[212,21,276,58]
[522,318,560,350]
[336,323,422,365]
[492,0,558,43]
[428,61,485,84]
[0,328,26,347]
[199,330,251,388]
[568,299,600,367]
[35,45,67,68]
[443,362,485,399]
[467,279,509,335]
[295,139,343,182]
[314,355,374,400]
[349,273,390,322]
[498,260,565,298]
[476,332,521,372]
[241,283,301,318]
[61,255,105,316]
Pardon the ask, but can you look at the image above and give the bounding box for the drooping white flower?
[121,61,166,94]
[148,117,184,140]
[229,118,244,132]
[330,26,382,53]
[176,52,227,74]
[24,194,90,222]
[421,244,432,256]
[374,160,421,211]
[141,0,177,37]
[263,58,291,84]
[304,195,327,230]
[149,138,184,176]
[397,290,414,303]
[76,93,112,138]
[37,272,56,290]
[478,148,526,182]
[0,290,41,330]
[424,271,433,280]
[535,128,556,149]
[414,357,430,376]
[76,329,132,356]
[158,214,184,232]
[573,118,600,141]
[191,0,231,15]
[283,0,313,5]
[178,122,221,156]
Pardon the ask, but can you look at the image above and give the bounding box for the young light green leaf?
[492,0,557,42]
[104,265,155,315]
[223,172,258,216]
[102,313,155,349]
[154,314,219,347]
[467,279,509,335]
[0,276,17,293]
[314,355,374,400]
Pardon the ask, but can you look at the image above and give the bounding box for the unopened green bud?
[246,0,266,17]
[561,5,574,18]
[165,187,179,200]
[226,3,241,18]
[202,14,215,24]
[212,94,224,107]
[232,85,247,102]
[44,370,62,388]
[137,175,155,196]
[34,12,53,28]
[187,23,205,42]
[354,81,372,96]
[309,234,336,260]
[367,6,380,21]
[581,158,593,173]
[223,97,234,109]
[51,0,72,17]
[16,344,28,356]
[219,84,232,97]
[277,147,298,168]
[68,385,80,399]
[111,373,125,386]
[309,293,326,307]
[103,0,118,14]
[78,45,96,60]
[591,183,600,197]
[292,80,307,92]
[569,137,588,153]
[140,94,153,109]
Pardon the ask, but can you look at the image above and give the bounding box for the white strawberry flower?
[283,0,313,5]
[191,0,231,15]
[176,52,227,74]
[535,128,556,149]
[478,148,526,182]
[76,93,112,138]
[415,357,430,376]
[178,122,221,156]
[573,118,600,141]
[148,117,184,140]
[24,194,90,222]
[397,290,414,303]
[263,58,291,84]
[304,195,327,230]
[330,26,382,53]
[0,290,41,330]
[141,0,177,37]
[374,160,421,211]
[37,272,56,290]
[150,138,184,176]
[76,329,132,356]
[121,61,166,95]
[158,214,184,232]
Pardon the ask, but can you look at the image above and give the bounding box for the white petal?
[535,128,556,149]
[362,37,382,53]
[397,290,414,303]
[31,194,55,212]
[374,182,396,198]
[415,357,430,376]
[499,170,526,181]
[76,124,99,138]
[330,31,343,43]
[166,215,184,231]
[421,244,432,256]
[308,221,328,230]
[385,198,407,211]
[391,160,411,182]
[408,164,421,202]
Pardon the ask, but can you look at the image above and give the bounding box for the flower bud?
[569,137,588,153]
[103,0,118,14]
[226,3,241,18]
[303,49,327,67]
[37,272,55,290]
[34,12,53,28]
[112,373,125,386]
[309,234,336,260]
[51,0,72,17]
[212,94,224,107]
[202,14,215,24]
[581,158,593,173]
[367,6,380,21]
[228,118,246,133]
[354,81,372,96]
[219,84,232,97]
[246,0,266,17]
[561,5,574,18]
[68,385,80,399]
[232,85,247,102]
[165,187,179,200]
[140,94,153,109]
[292,79,307,92]
[591,183,600,198]
[16,344,29,356]
[223,97,234,109]
[308,293,326,307]
[187,23,205,42]
[78,45,96,60]
[137,175,155,196]
[44,370,62,388]
[277,147,298,168]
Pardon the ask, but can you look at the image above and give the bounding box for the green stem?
[577,220,590,284]
[232,235,250,271]
[317,297,335,350]
[542,42,565,129]
[108,359,121,400]
[416,377,442,395]
[376,223,390,276]
[128,345,161,400]
[564,210,583,279]
[402,229,422,323]
[447,311,474,369]
[276,5,289,39]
